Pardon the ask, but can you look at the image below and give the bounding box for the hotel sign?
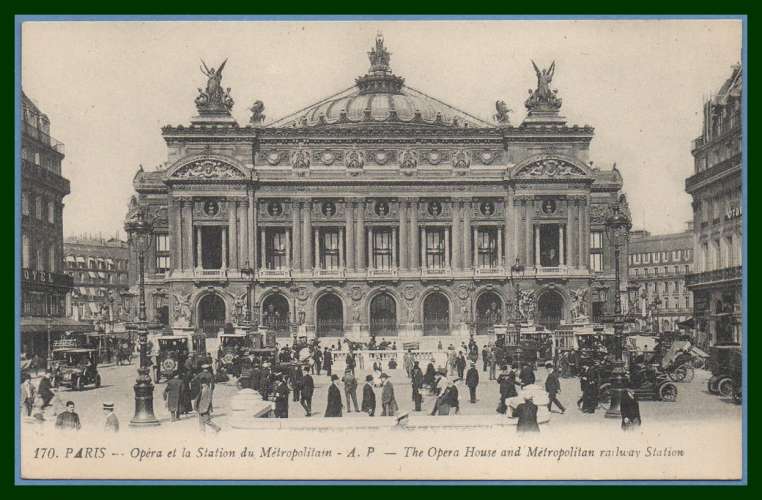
[725,206,742,221]
[22,268,73,287]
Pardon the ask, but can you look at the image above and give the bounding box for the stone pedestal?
[172,326,196,338]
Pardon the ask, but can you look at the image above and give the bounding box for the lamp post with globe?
[601,203,633,418]
[124,207,160,427]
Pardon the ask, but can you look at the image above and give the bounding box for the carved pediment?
[169,156,247,180]
[513,155,588,179]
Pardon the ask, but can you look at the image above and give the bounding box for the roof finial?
[368,31,391,75]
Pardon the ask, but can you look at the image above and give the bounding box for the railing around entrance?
[316,319,344,337]
[200,320,225,337]
[474,320,498,336]
[264,319,291,337]
[423,320,450,336]
[369,319,398,337]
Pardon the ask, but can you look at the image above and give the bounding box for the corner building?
[128,36,629,347]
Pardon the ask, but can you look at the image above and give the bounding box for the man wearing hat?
[380,373,398,416]
[325,374,343,417]
[496,366,516,414]
[513,394,540,433]
[103,402,119,433]
[342,368,359,413]
[361,374,376,416]
[274,374,289,418]
[465,361,480,404]
[55,401,81,432]
[300,365,315,417]
[410,361,424,411]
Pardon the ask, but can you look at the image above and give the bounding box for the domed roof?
[270,34,492,129]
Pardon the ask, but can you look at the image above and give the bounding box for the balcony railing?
[258,268,291,280]
[313,268,345,280]
[367,268,399,279]
[23,122,65,154]
[474,266,506,278]
[685,266,742,287]
[421,267,452,278]
[685,153,741,191]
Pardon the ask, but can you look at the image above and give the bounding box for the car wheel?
[732,386,742,404]
[658,383,678,402]
[96,374,101,388]
[717,377,734,398]
[668,366,686,382]
[707,376,720,394]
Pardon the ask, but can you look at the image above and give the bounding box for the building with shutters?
[685,64,743,346]
[126,34,631,347]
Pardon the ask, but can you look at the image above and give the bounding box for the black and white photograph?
[16,18,745,483]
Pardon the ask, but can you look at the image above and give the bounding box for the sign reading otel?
[21,268,72,287]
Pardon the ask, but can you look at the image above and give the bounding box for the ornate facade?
[127,35,630,348]
[685,64,743,346]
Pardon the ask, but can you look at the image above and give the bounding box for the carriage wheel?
[717,378,734,398]
[668,365,687,382]
[658,383,678,402]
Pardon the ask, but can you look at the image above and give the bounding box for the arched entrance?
[423,292,450,336]
[370,293,397,337]
[537,290,564,331]
[198,294,226,337]
[316,294,344,337]
[475,291,503,335]
[156,305,169,326]
[262,294,290,337]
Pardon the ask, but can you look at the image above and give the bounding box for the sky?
[20,19,742,239]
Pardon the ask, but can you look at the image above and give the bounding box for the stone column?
[168,199,178,273]
[472,227,478,268]
[444,227,450,269]
[314,229,320,270]
[567,199,577,269]
[577,202,585,269]
[183,200,193,270]
[302,201,312,272]
[260,229,266,270]
[534,225,541,268]
[524,200,533,266]
[355,200,365,270]
[221,227,227,270]
[285,228,290,270]
[366,228,373,270]
[559,225,565,266]
[196,226,202,270]
[228,201,238,269]
[497,227,503,267]
[239,201,248,269]
[391,228,397,269]
[339,228,344,269]
[505,193,514,269]
[420,227,425,269]
[292,202,302,271]
[399,201,408,270]
[583,198,591,270]
[345,200,355,271]
[463,200,472,270]
[451,201,462,271]
[409,201,419,269]
[248,192,256,270]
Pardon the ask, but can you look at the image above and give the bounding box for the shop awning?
[88,303,99,314]
[89,287,98,296]
[76,256,86,264]
[677,317,695,329]
[79,287,88,295]
[98,272,107,279]
[65,255,76,264]
[88,271,98,279]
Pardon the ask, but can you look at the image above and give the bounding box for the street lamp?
[124,207,160,427]
[240,261,255,326]
[510,258,525,324]
[601,203,633,419]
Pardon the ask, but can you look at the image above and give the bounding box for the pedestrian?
[481,345,489,372]
[323,348,333,377]
[447,349,457,378]
[342,368,359,412]
[103,402,119,433]
[513,395,540,432]
[488,348,497,381]
[455,351,467,381]
[448,380,461,414]
[163,372,184,422]
[37,371,54,409]
[290,363,303,403]
[55,401,81,432]
[403,350,414,379]
[260,364,273,401]
[346,351,356,374]
[325,374,343,417]
[313,348,322,375]
[431,375,452,415]
[580,375,599,414]
[465,361,480,403]
[423,362,436,393]
[544,366,566,414]
[274,375,289,418]
[411,361,424,411]
[361,374,376,416]
[380,373,399,416]
[21,374,36,417]
[437,340,443,351]
[621,389,641,430]
[300,366,314,417]
[194,381,221,433]
[496,366,517,414]
[519,363,536,388]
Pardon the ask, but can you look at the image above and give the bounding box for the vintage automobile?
[217,333,251,377]
[660,340,696,382]
[707,344,742,403]
[50,348,101,391]
[599,363,678,404]
[154,336,190,383]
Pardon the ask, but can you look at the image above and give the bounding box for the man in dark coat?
[411,361,424,411]
[55,401,81,431]
[325,374,343,417]
[544,366,565,413]
[274,375,289,418]
[38,371,54,409]
[448,382,460,414]
[259,365,273,401]
[513,395,540,432]
[581,374,599,414]
[519,363,536,388]
[621,389,641,430]
[313,349,322,375]
[300,366,314,416]
[163,372,185,422]
[345,351,356,374]
[380,373,399,416]
[481,346,489,372]
[455,352,467,381]
[496,366,517,414]
[323,348,333,377]
[361,374,376,416]
[342,368,359,412]
[290,364,303,403]
[465,362,480,403]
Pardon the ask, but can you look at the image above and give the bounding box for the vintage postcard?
[16,17,745,483]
